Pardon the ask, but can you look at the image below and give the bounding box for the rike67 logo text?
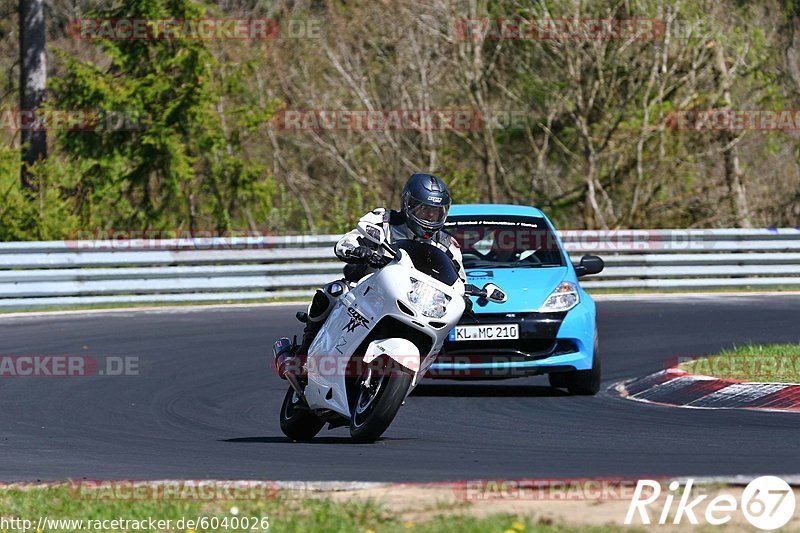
[625,477,796,530]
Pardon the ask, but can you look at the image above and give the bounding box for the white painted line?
[630,376,699,399]
[5,477,799,490]
[669,475,800,486]
[689,382,789,406]
[2,290,799,320]
[593,290,800,301]
[0,301,306,320]
[615,372,800,413]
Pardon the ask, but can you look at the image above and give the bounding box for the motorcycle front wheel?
[279,386,324,441]
[349,356,413,443]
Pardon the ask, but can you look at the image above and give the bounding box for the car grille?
[437,339,577,363]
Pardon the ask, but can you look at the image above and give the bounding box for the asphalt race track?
[1,295,798,482]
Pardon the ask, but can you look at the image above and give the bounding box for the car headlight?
[539,281,579,312]
[408,278,451,318]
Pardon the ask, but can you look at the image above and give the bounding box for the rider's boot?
[276,288,335,380]
[293,317,322,365]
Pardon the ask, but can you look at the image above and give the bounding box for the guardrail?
[0,228,798,309]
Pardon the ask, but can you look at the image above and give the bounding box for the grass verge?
[0,485,620,532]
[679,343,800,383]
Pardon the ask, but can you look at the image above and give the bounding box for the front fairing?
[304,252,466,416]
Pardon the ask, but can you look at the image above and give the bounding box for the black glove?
[351,245,384,267]
[367,253,386,268]
[350,246,373,262]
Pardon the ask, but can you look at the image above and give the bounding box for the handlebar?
[380,241,398,259]
[464,284,488,298]
[351,242,397,268]
[464,283,508,305]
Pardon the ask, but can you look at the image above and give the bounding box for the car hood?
[465,266,568,314]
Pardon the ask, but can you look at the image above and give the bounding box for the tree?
[51,0,278,231]
[18,0,46,188]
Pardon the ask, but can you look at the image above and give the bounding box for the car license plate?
[448,324,519,342]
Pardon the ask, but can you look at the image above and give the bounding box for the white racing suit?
[297,207,466,356]
[335,207,466,278]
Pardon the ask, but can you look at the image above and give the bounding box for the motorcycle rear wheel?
[279,386,325,441]
[349,357,413,443]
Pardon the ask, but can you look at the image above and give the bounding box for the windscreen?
[394,239,460,285]
[445,216,564,268]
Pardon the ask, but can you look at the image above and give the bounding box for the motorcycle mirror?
[482,283,507,303]
[357,221,384,245]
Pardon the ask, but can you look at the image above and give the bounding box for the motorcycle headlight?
[539,281,579,312]
[408,278,451,318]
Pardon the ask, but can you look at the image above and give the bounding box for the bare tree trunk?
[583,152,605,229]
[713,44,752,228]
[720,130,753,228]
[19,0,47,189]
[482,128,498,202]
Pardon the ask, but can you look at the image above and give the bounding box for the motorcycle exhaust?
[285,372,305,400]
[273,337,305,400]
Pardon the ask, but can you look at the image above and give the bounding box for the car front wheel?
[552,330,601,395]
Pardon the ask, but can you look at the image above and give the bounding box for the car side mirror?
[574,255,604,278]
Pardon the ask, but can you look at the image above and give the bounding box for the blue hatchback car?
[427,204,605,394]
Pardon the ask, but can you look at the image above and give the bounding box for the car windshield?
[445,216,564,268]
[394,239,460,285]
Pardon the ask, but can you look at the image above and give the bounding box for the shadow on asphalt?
[411,383,567,397]
[220,436,415,444]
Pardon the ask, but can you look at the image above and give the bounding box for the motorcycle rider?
[277,172,466,380]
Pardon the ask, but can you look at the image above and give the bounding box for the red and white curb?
[615,368,800,412]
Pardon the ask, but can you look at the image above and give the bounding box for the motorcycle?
[273,219,508,443]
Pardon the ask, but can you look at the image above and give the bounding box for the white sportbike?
[273,221,507,443]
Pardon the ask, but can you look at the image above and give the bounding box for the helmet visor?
[408,199,449,227]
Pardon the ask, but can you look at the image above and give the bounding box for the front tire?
[279,387,324,441]
[548,372,567,389]
[564,330,601,395]
[549,330,601,395]
[349,357,413,443]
